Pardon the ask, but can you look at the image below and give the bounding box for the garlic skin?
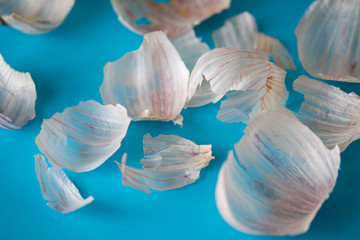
[35,154,94,213]
[213,12,296,70]
[296,0,360,82]
[294,75,360,152]
[216,110,340,236]
[110,0,231,37]
[35,100,131,173]
[101,31,189,125]
[0,54,36,129]
[0,0,74,34]
[116,134,214,193]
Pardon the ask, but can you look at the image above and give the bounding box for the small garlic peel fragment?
[0,54,36,129]
[216,110,340,236]
[116,134,214,193]
[35,154,94,213]
[294,76,360,152]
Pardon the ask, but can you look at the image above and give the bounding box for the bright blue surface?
[1,1,359,239]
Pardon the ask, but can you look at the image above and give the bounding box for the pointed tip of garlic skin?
[296,0,360,81]
[0,54,36,129]
[216,110,340,236]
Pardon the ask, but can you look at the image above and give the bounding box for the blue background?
[1,0,359,239]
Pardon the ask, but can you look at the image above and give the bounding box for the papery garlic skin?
[0,0,74,34]
[296,0,360,82]
[216,110,340,236]
[116,134,214,193]
[35,154,94,213]
[101,31,189,125]
[110,0,231,37]
[0,54,36,129]
[35,100,131,172]
[294,76,360,152]
[213,12,296,70]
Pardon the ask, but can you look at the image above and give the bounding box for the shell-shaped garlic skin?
[216,110,340,236]
[101,31,189,125]
[217,62,288,123]
[296,0,360,82]
[0,0,74,34]
[213,12,296,70]
[294,76,360,152]
[116,134,214,193]
[110,0,231,37]
[35,100,131,173]
[35,154,94,213]
[0,54,36,129]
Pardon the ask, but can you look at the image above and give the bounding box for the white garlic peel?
[213,12,296,70]
[101,31,189,125]
[0,0,74,34]
[216,110,340,236]
[35,154,94,213]
[116,134,214,193]
[294,75,360,152]
[296,0,360,82]
[35,100,131,172]
[0,54,36,129]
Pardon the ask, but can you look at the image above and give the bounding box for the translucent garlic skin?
[294,76,360,152]
[0,0,74,34]
[296,0,360,82]
[216,110,340,236]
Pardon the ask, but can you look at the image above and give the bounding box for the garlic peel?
[35,154,94,213]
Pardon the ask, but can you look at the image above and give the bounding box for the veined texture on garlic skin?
[101,31,189,125]
[116,134,214,193]
[35,154,94,213]
[0,0,74,34]
[216,110,340,236]
[213,11,296,70]
[35,100,131,173]
[0,53,36,129]
[296,0,360,82]
[110,0,231,38]
[294,75,360,152]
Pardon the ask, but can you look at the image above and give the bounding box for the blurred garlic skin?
[116,134,214,193]
[101,31,189,125]
[110,0,231,37]
[0,0,74,34]
[35,154,94,213]
[213,12,296,70]
[296,0,360,82]
[216,110,340,236]
[294,75,360,152]
[35,100,131,173]
[0,54,36,129]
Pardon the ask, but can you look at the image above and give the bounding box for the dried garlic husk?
[296,0,360,82]
[110,0,231,37]
[294,76,360,152]
[213,12,296,70]
[0,54,36,129]
[35,154,94,213]
[216,110,340,236]
[116,134,214,193]
[101,31,189,125]
[35,100,131,172]
[0,0,74,34]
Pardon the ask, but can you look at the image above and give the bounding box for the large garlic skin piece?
[0,54,36,129]
[35,100,131,173]
[216,110,340,236]
[101,31,189,125]
[296,0,360,82]
[110,0,231,37]
[0,0,74,34]
[294,76,360,152]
